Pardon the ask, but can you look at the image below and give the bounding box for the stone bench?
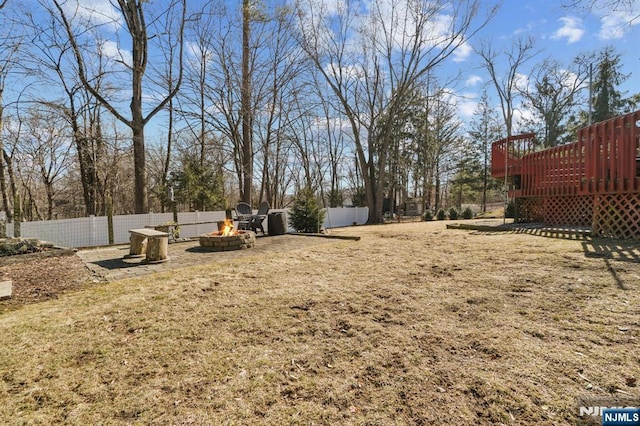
[127,228,169,263]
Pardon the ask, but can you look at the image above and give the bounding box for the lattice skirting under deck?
[515,197,545,223]
[592,193,640,239]
[515,193,640,239]
[544,196,593,227]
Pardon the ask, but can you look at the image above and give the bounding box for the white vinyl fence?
[4,207,368,249]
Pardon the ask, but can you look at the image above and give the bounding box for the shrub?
[436,209,447,220]
[505,201,515,218]
[423,210,433,221]
[461,207,474,219]
[289,187,326,233]
[448,207,459,220]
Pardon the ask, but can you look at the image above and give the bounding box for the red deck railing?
[580,110,640,195]
[490,133,536,180]
[491,110,640,197]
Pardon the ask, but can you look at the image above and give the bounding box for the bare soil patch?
[0,221,639,425]
[0,250,99,313]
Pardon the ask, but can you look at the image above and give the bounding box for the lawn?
[1,221,639,425]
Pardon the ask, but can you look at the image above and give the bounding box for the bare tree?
[18,106,73,219]
[181,1,305,209]
[0,5,21,221]
[477,35,538,220]
[24,7,110,216]
[51,0,186,213]
[240,0,253,204]
[520,56,591,147]
[562,0,640,23]
[297,0,496,223]
[186,2,245,204]
[146,4,185,213]
[0,111,18,221]
[251,5,308,208]
[477,36,538,139]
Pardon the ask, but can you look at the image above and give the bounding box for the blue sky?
[5,0,639,140]
[451,0,640,125]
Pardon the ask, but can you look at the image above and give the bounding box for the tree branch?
[51,0,132,127]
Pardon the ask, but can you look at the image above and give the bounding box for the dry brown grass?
[1,221,639,425]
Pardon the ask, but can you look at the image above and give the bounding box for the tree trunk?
[129,0,148,214]
[0,148,9,221]
[46,181,54,220]
[161,96,174,213]
[53,0,186,215]
[72,105,98,216]
[0,92,11,222]
[241,0,253,205]
[132,121,147,214]
[2,149,15,222]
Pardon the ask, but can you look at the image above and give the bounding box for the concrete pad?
[0,280,12,299]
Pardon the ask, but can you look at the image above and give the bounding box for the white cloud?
[598,12,632,39]
[591,0,640,40]
[458,99,477,119]
[465,75,482,87]
[100,40,132,68]
[452,41,473,62]
[551,16,584,44]
[444,90,477,119]
[324,62,365,81]
[186,41,214,63]
[63,0,122,31]
[513,106,535,133]
[514,72,530,93]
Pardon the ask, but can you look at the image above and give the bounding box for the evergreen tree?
[169,157,223,212]
[564,46,639,142]
[451,137,482,209]
[467,91,502,212]
[289,187,326,233]
[592,47,630,122]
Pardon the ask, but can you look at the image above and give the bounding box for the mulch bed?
[0,250,101,313]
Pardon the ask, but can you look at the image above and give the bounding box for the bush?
[436,209,447,220]
[461,207,474,219]
[505,201,515,218]
[448,208,459,220]
[423,210,433,221]
[289,187,326,233]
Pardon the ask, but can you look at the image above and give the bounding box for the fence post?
[107,196,114,245]
[13,193,21,238]
[89,215,96,246]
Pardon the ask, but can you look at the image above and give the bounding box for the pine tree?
[451,137,483,210]
[289,187,326,233]
[592,47,629,122]
[564,46,639,142]
[467,91,501,212]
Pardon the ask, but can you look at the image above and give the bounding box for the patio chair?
[249,201,270,235]
[235,202,252,230]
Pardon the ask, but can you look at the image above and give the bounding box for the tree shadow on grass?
[582,237,640,290]
[581,237,640,263]
[453,222,639,290]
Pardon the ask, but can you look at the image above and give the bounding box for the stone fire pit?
[199,230,255,251]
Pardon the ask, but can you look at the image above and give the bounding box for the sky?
[4,0,640,141]
[449,0,640,128]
